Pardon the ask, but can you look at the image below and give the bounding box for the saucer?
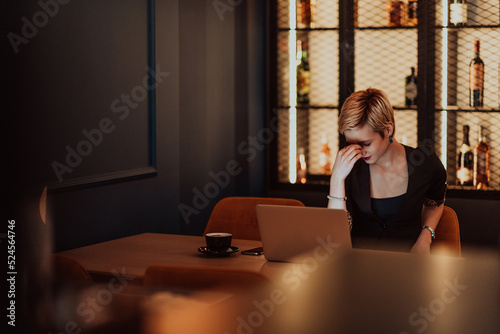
[198,246,239,257]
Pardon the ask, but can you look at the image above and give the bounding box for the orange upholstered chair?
[143,264,271,293]
[52,254,93,283]
[203,197,305,240]
[431,206,461,257]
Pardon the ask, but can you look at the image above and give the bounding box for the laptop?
[256,205,352,262]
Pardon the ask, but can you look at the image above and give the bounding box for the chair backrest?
[203,197,305,240]
[52,254,93,282]
[431,206,461,257]
[143,264,271,293]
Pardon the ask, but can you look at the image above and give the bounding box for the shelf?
[446,187,500,200]
[278,26,420,31]
[277,105,416,111]
[277,105,338,109]
[435,25,500,30]
[272,183,500,200]
[355,26,418,30]
[393,106,417,111]
[278,27,339,31]
[303,173,330,185]
[272,180,500,200]
[270,0,500,198]
[436,107,500,113]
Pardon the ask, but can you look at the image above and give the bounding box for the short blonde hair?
[338,88,395,138]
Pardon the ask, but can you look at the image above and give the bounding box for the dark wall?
[6,0,266,252]
[444,198,500,249]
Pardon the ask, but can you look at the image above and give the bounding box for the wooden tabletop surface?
[58,233,283,283]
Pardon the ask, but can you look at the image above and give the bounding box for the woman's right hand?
[330,144,363,182]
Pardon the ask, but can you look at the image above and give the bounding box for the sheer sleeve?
[346,210,353,231]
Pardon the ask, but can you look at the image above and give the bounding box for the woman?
[328,88,447,253]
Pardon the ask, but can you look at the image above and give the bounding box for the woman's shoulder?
[404,142,444,172]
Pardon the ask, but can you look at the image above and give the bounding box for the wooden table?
[57,233,500,333]
[58,233,282,284]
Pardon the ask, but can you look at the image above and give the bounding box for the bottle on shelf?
[297,40,310,105]
[405,67,418,107]
[388,1,405,27]
[297,0,315,29]
[449,0,467,27]
[474,126,490,190]
[469,40,484,108]
[457,124,474,186]
[407,0,417,27]
[296,147,307,184]
[319,134,332,175]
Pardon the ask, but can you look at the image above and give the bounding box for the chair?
[143,265,273,334]
[431,206,461,257]
[143,264,271,293]
[52,254,93,283]
[203,196,305,240]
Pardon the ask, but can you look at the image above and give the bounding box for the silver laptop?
[256,205,352,262]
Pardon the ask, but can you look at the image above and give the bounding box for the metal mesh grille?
[277,31,291,106]
[357,0,408,28]
[277,0,291,29]
[433,0,500,191]
[276,0,339,183]
[354,0,419,154]
[354,29,418,106]
[277,31,339,107]
[308,108,339,174]
[274,0,500,191]
[309,31,339,106]
[276,107,339,183]
[394,110,418,147]
[278,0,340,28]
[277,108,291,183]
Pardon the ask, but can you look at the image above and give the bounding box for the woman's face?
[344,124,390,164]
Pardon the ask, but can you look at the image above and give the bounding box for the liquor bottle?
[296,147,307,184]
[469,40,484,108]
[297,40,310,105]
[457,125,474,186]
[319,134,332,175]
[407,0,417,27]
[474,126,490,190]
[450,0,467,26]
[405,67,417,107]
[388,1,405,27]
[297,0,315,29]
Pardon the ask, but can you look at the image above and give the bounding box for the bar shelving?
[269,0,500,197]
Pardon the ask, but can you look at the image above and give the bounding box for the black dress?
[345,145,447,252]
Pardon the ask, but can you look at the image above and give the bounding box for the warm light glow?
[289,3,298,183]
[440,0,448,168]
[39,186,47,224]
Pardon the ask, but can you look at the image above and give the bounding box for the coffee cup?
[205,232,232,252]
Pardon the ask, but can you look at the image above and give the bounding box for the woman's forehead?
[344,125,377,142]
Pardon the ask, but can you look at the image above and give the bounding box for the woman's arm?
[327,176,348,210]
[410,202,444,254]
[328,145,362,210]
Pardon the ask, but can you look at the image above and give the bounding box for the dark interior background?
[6,0,267,252]
[5,0,499,255]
